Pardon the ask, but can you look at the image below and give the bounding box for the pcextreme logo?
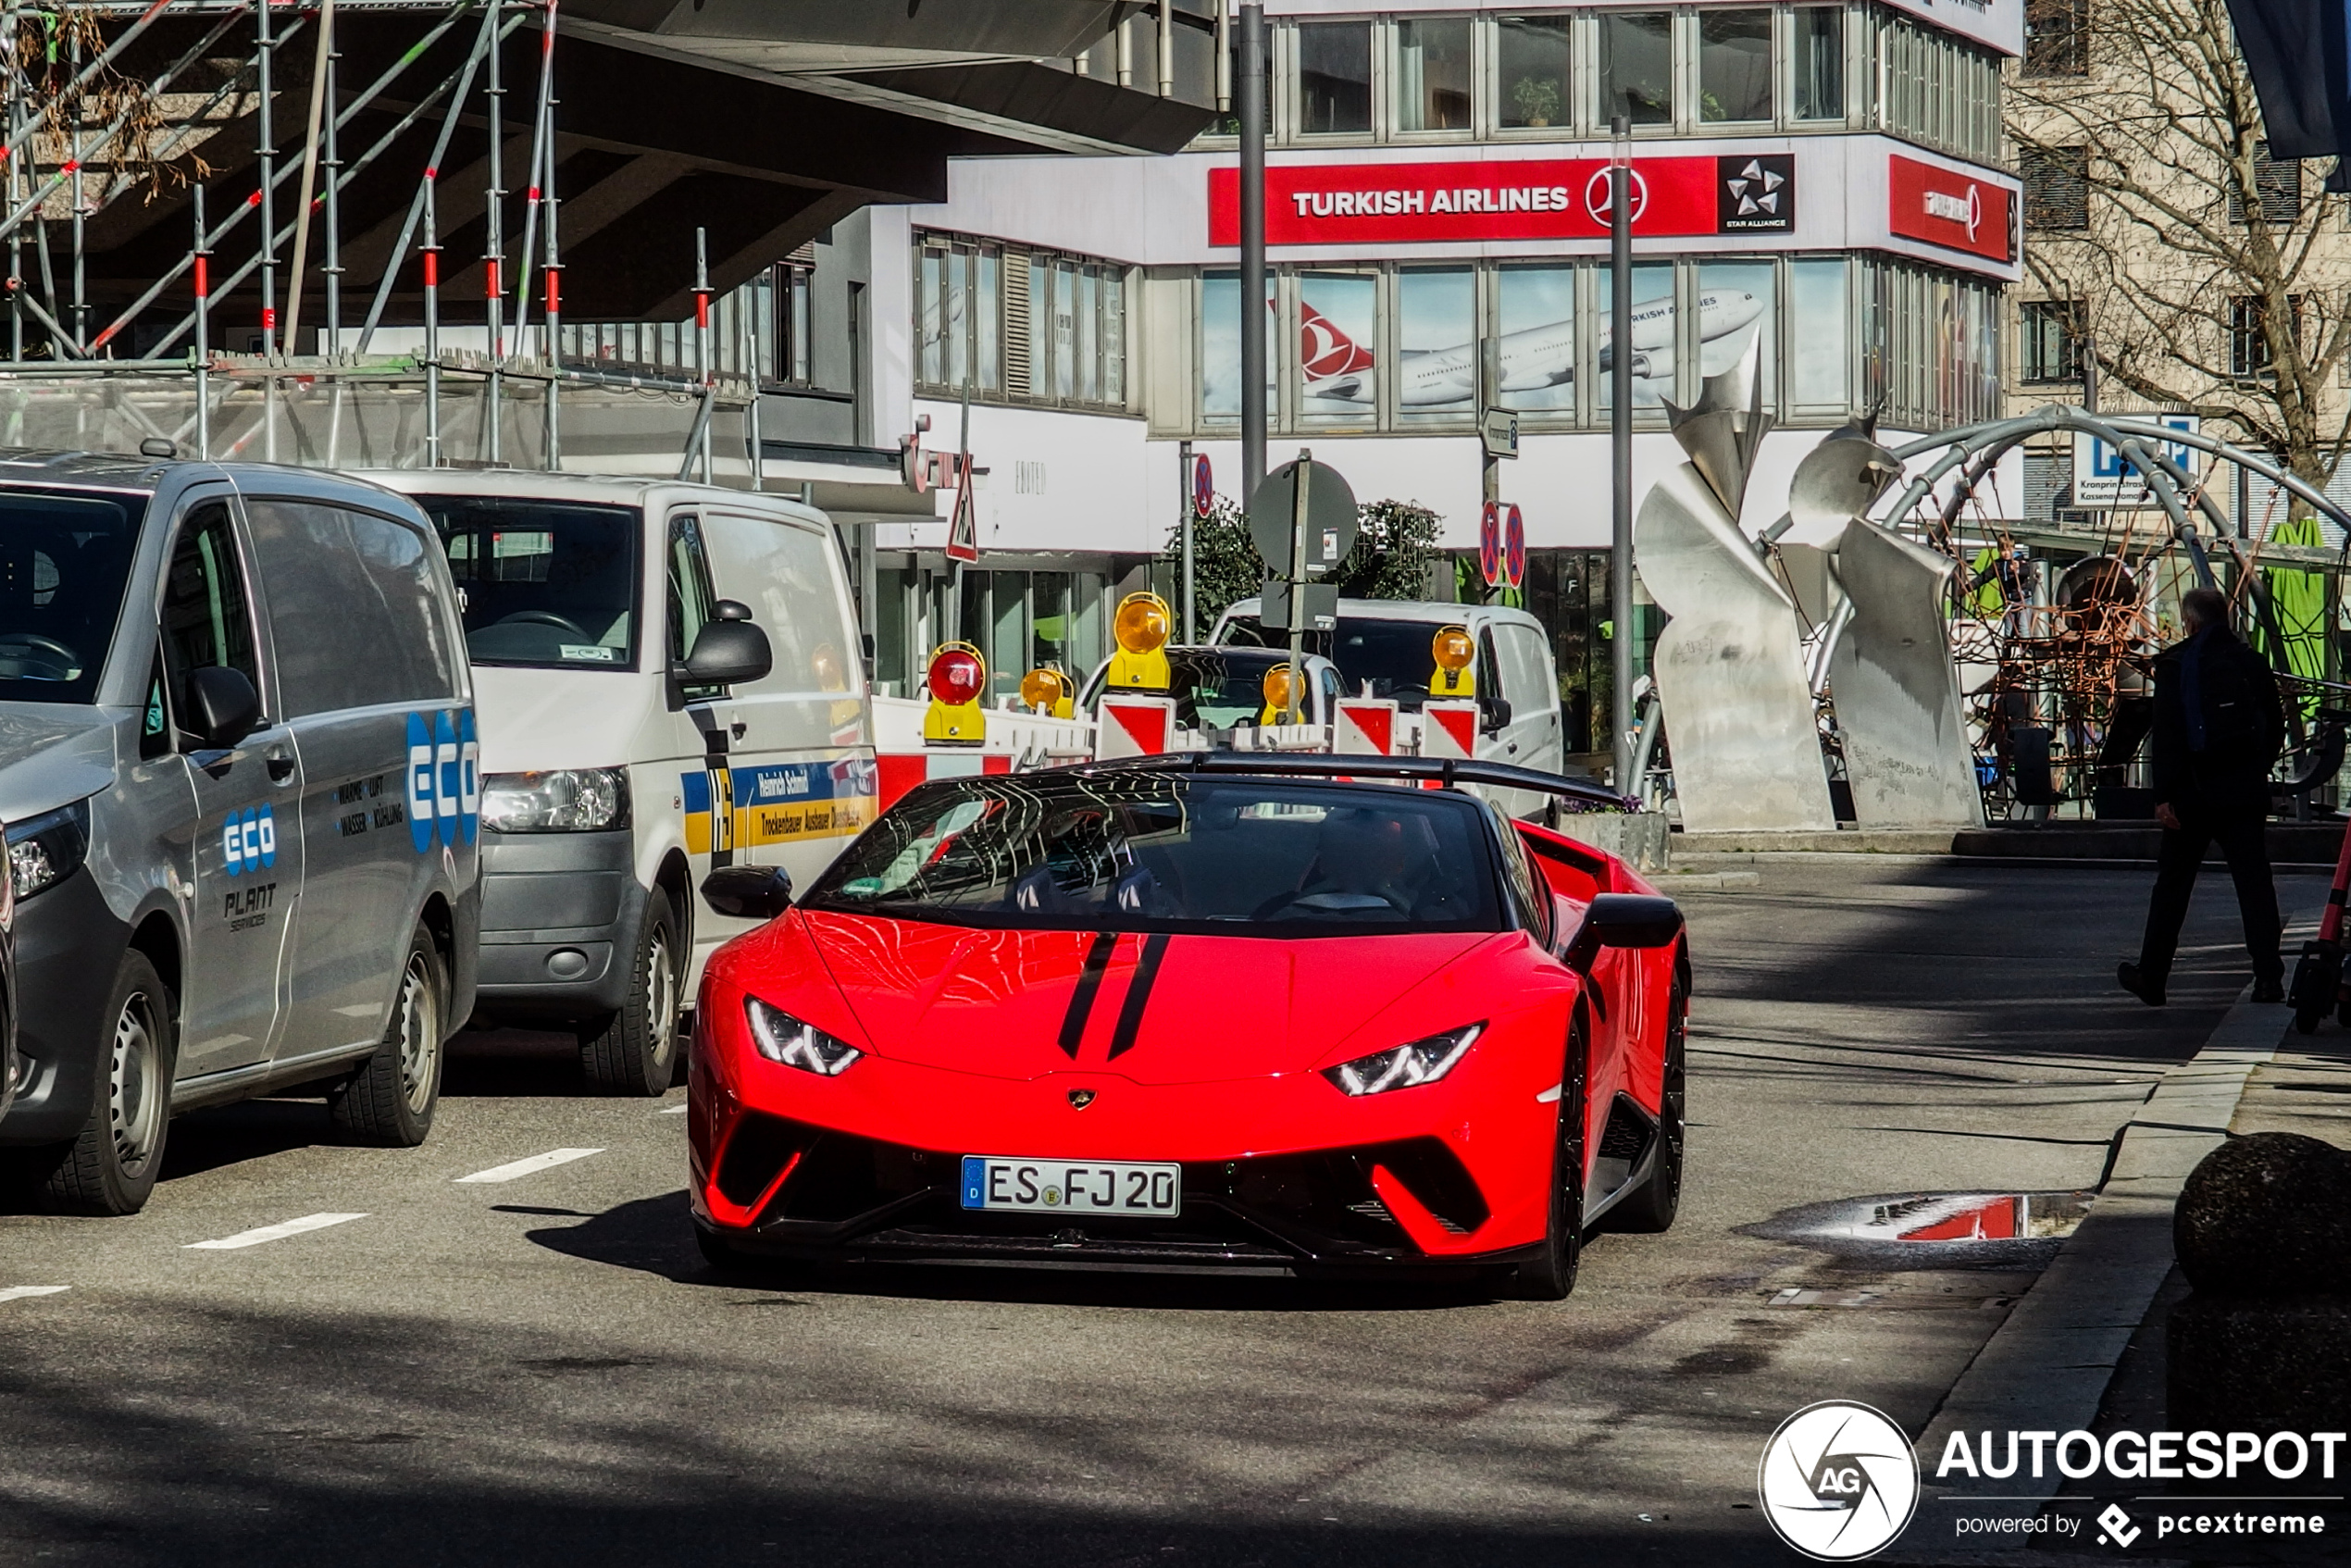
[1759,1401,1922,1561]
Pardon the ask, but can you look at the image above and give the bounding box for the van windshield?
[0,487,143,704]
[417,496,640,669]
[1220,614,1449,709]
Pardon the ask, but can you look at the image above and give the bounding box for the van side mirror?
[713,598,754,623]
[1480,694,1513,734]
[703,864,794,921]
[1562,892,1682,968]
[678,620,773,687]
[183,666,262,750]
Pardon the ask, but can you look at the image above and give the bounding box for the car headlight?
[745,996,862,1076]
[480,768,629,832]
[7,800,90,902]
[1322,1022,1485,1096]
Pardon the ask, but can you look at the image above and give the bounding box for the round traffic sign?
[1193,453,1214,518]
[1504,503,1526,589]
[1247,457,1359,577]
[1479,500,1501,588]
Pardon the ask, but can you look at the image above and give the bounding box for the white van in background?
[358,472,874,1095]
[1210,598,1568,780]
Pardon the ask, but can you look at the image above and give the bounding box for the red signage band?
[1208,155,1786,246]
[1886,154,2014,264]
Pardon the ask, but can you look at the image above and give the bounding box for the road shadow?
[156,1096,340,1182]
[525,1189,1503,1314]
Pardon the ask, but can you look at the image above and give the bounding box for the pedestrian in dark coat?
[2119,587,2285,1006]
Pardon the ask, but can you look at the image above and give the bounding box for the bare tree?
[2009,0,2351,493]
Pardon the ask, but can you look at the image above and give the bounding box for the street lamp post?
[1238,1,1267,503]
[1610,115,1636,797]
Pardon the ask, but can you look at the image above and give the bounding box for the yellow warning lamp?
[1430,624,1477,698]
[1106,591,1174,691]
[1259,660,1302,727]
[1020,666,1075,719]
[922,641,988,745]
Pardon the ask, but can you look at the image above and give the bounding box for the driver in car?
[1288,808,1429,917]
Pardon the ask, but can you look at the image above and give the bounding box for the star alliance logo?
[1718,154,1794,232]
[1759,1401,1921,1560]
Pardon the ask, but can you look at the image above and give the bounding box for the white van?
[1211,598,1567,778]
[358,472,873,1094]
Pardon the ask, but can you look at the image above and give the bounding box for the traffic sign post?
[1248,452,1358,721]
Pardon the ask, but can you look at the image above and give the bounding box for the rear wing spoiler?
[1066,749,1635,811]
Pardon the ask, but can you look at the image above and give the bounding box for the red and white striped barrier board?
[1096,695,1179,760]
[1333,698,1399,755]
[1422,700,1479,762]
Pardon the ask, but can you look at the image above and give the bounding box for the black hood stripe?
[1057,931,1119,1058]
[1106,933,1172,1061]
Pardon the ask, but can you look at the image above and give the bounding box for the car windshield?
[418,495,640,669]
[0,487,143,704]
[804,771,1504,935]
[1222,614,1449,709]
[1081,649,1301,728]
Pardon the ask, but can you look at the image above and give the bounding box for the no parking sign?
[1479,501,1501,588]
[1503,503,1526,590]
[1193,453,1214,518]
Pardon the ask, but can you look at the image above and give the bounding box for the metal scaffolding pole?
[423,169,441,466]
[694,224,712,484]
[256,0,277,355]
[193,181,209,456]
[484,0,504,462]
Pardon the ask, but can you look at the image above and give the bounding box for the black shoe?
[2253,977,2285,1004]
[2118,963,2167,1007]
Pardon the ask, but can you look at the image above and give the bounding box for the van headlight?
[7,800,91,902]
[479,768,629,832]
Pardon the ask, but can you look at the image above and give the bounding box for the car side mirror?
[1481,695,1513,734]
[703,864,794,921]
[183,666,262,750]
[678,619,773,687]
[1562,892,1682,968]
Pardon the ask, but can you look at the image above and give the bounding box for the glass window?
[2021,299,2077,383]
[666,513,718,667]
[1698,10,1773,122]
[2023,0,2087,75]
[786,267,813,382]
[1395,266,1474,423]
[1028,259,1051,396]
[1595,262,1675,409]
[424,497,639,671]
[700,511,859,697]
[159,503,260,729]
[1598,12,1673,127]
[250,501,460,710]
[1697,260,1776,401]
[945,248,971,391]
[976,251,1000,392]
[1296,270,1377,420]
[917,248,943,385]
[1395,17,1472,133]
[1497,15,1572,130]
[1052,261,1077,401]
[1077,267,1101,403]
[1498,265,1575,414]
[0,488,140,703]
[2024,145,2090,230]
[1788,257,1849,409]
[1102,269,1126,404]
[1297,20,1373,134]
[1793,7,1844,120]
[1200,269,1275,422]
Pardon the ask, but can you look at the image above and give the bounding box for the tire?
[32,951,176,1215]
[1509,1009,1589,1301]
[1609,972,1687,1234]
[328,925,446,1147]
[579,891,683,1097]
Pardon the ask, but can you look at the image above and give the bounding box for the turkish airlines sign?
[1886,154,2014,263]
[1207,155,1794,245]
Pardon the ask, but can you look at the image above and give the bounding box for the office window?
[1698,259,1776,400]
[778,264,812,383]
[2020,300,2079,383]
[2023,0,2088,75]
[1395,17,1473,132]
[1596,262,1677,409]
[1395,266,1474,422]
[1698,10,1773,122]
[1793,7,1844,120]
[1298,20,1374,134]
[1598,11,1673,126]
[1788,257,1848,409]
[1497,15,1571,130]
[2230,143,2302,226]
[2232,294,2301,378]
[917,233,1117,407]
[1297,270,1376,419]
[1200,269,1275,422]
[1497,265,1575,414]
[2022,145,2089,230]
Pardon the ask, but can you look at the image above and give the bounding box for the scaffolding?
[0,0,765,481]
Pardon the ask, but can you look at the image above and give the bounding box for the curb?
[1896,991,2285,1535]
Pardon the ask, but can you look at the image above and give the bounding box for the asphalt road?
[0,856,2318,1568]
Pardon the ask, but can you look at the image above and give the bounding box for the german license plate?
[959,1156,1181,1216]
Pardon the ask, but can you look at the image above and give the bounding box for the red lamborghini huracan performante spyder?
[687,754,1688,1299]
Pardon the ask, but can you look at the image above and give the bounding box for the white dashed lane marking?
[184,1213,369,1251]
[658,1104,689,1114]
[454,1148,603,1184]
[0,1286,68,1303]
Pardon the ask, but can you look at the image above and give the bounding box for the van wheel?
[580,891,681,1096]
[329,926,445,1147]
[1507,1009,1588,1300]
[34,951,176,1215]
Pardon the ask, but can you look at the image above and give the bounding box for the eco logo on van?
[405,709,480,852]
[223,803,278,876]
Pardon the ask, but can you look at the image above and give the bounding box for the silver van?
[0,453,479,1214]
